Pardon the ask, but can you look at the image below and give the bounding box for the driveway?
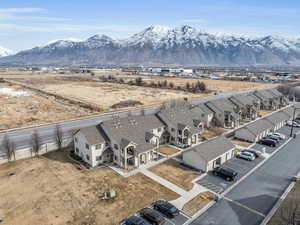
[190,130,300,225]
[196,157,264,194]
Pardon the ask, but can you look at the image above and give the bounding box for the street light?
[289,107,300,138]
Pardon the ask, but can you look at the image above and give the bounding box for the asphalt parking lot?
[197,156,264,194]
[121,201,190,225]
[250,126,300,154]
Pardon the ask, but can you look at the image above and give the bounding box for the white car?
[287,121,300,127]
[273,133,286,140]
[237,151,256,161]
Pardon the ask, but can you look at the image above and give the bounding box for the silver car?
[237,151,256,161]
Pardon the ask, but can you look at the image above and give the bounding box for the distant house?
[156,102,204,148]
[264,111,290,131]
[205,99,241,129]
[183,136,235,172]
[228,94,259,120]
[74,125,112,167]
[101,115,165,169]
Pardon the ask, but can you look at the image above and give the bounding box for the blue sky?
[1,0,300,52]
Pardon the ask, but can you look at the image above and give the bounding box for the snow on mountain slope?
[1,25,300,66]
[0,46,12,57]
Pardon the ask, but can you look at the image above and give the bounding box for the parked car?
[259,138,277,147]
[140,208,165,225]
[213,167,238,181]
[287,120,300,127]
[153,200,179,218]
[264,135,280,143]
[273,133,286,140]
[237,151,256,161]
[124,216,152,225]
[243,150,261,158]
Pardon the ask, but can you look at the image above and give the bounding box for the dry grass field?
[0,151,179,225]
[0,83,92,131]
[10,76,213,111]
[268,181,300,225]
[231,139,253,147]
[149,159,200,191]
[150,77,277,92]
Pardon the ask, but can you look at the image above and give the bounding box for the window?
[86,154,90,161]
[96,156,102,161]
[171,137,175,141]
[74,137,78,143]
[171,128,175,132]
[75,148,79,153]
[85,143,90,150]
[95,144,102,150]
[114,155,118,161]
[114,144,118,150]
[178,130,182,135]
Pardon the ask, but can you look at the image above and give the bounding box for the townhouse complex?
[73,88,295,169]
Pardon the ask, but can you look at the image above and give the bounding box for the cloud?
[0,23,141,33]
[0,8,45,13]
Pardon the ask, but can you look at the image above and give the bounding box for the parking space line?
[198,181,224,193]
[224,197,266,218]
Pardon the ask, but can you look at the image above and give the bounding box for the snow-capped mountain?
[1,25,300,66]
[0,46,12,57]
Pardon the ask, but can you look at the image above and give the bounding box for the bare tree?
[31,130,42,156]
[2,134,15,162]
[55,125,64,151]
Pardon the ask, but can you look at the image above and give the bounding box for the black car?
[213,167,238,181]
[153,200,179,218]
[259,138,277,147]
[264,136,280,143]
[140,208,165,225]
[124,216,152,225]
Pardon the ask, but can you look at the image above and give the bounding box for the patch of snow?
[0,46,12,57]
[0,88,31,98]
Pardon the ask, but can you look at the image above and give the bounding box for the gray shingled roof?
[157,102,203,134]
[264,111,289,125]
[101,115,164,154]
[242,118,274,135]
[205,98,239,116]
[186,136,235,162]
[254,89,275,100]
[78,125,106,145]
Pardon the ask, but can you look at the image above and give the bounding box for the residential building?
[228,94,259,120]
[156,101,204,148]
[192,103,214,128]
[205,99,241,129]
[74,125,112,167]
[252,89,279,110]
[183,136,235,172]
[101,115,165,169]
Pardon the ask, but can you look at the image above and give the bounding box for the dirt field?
[259,110,274,117]
[268,181,300,225]
[150,77,277,92]
[9,76,213,111]
[149,159,200,191]
[155,146,180,155]
[0,83,92,130]
[202,127,226,140]
[182,192,214,216]
[0,151,179,225]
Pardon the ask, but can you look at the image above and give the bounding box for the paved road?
[190,134,300,225]
[0,91,243,153]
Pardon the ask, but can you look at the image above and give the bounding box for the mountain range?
[1,25,300,66]
[0,46,12,57]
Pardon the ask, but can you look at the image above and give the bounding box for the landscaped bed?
[149,159,200,191]
[231,139,253,147]
[155,146,180,155]
[182,191,214,216]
